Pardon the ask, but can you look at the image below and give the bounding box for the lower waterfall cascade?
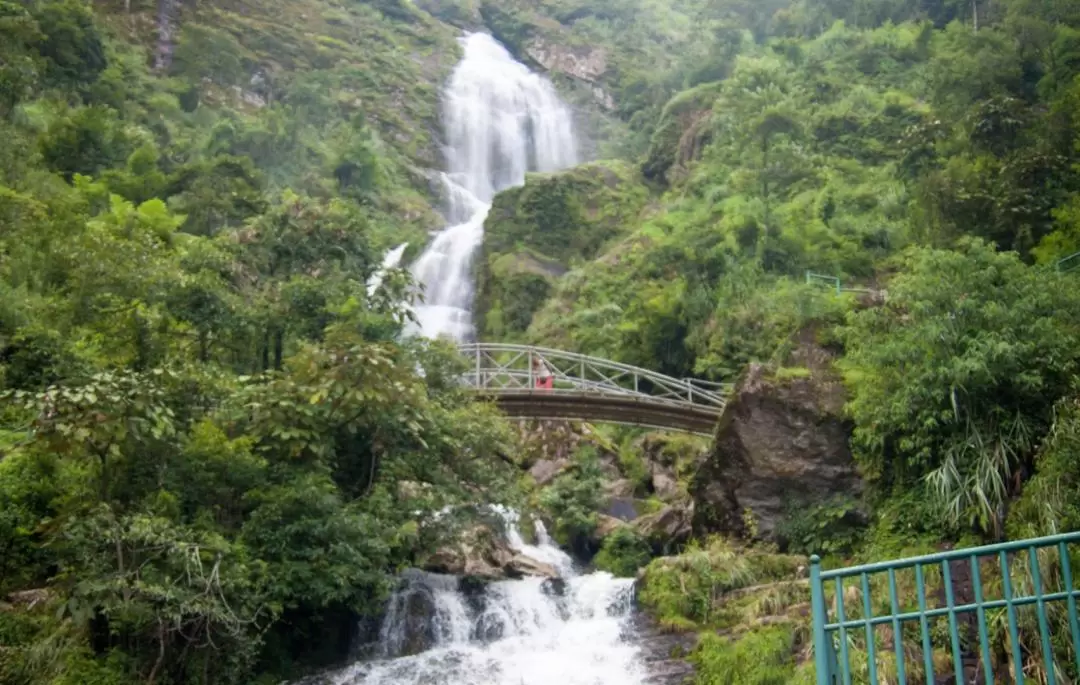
[320,514,649,685]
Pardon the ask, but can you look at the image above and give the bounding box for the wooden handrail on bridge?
[457,343,732,414]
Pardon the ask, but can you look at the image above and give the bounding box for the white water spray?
[408,32,578,341]
[325,514,645,685]
[326,33,645,685]
[366,243,409,297]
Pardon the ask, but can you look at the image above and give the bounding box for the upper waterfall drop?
[408,32,579,341]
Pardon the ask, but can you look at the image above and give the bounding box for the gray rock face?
[425,525,557,580]
[524,38,608,83]
[629,612,696,685]
[691,357,862,542]
[529,458,570,486]
[633,504,693,553]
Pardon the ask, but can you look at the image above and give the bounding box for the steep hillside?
[4,0,1080,683]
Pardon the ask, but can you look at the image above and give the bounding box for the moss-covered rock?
[638,537,807,632]
[476,160,648,339]
[637,538,811,685]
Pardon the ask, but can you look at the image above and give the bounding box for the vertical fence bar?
[474,346,481,388]
[861,572,878,684]
[970,554,993,685]
[1000,550,1025,685]
[835,577,853,685]
[1029,546,1058,685]
[888,568,907,684]
[1058,541,1080,677]
[528,349,534,389]
[811,556,832,685]
[915,563,935,684]
[941,560,965,685]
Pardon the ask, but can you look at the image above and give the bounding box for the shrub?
[592,526,651,577]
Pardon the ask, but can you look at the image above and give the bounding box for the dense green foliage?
[5,0,1080,682]
[591,526,652,577]
[0,0,513,682]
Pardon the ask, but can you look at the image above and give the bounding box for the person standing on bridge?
[533,356,553,391]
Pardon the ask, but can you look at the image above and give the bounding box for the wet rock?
[650,468,680,500]
[690,350,862,542]
[1,588,52,613]
[595,514,628,539]
[629,612,697,685]
[633,504,693,553]
[606,497,639,521]
[505,554,558,579]
[523,38,608,83]
[400,587,438,656]
[425,524,560,580]
[541,577,567,597]
[604,478,636,499]
[529,458,570,486]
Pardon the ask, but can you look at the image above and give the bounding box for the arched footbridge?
[458,344,732,436]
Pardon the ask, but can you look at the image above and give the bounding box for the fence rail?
[457,343,731,411]
[1059,252,1080,273]
[811,531,1080,685]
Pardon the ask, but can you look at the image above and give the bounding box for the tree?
[841,239,1080,534]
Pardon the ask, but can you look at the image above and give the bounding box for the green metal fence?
[811,531,1080,684]
[1058,252,1080,273]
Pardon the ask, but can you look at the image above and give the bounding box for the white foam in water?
[366,243,409,297]
[326,513,645,685]
[406,32,578,341]
[329,33,641,685]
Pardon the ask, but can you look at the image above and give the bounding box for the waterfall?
[322,33,646,685]
[408,32,579,341]
[323,515,646,685]
[366,243,409,296]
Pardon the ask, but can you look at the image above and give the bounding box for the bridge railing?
[457,343,731,411]
[811,531,1080,684]
[1058,251,1080,274]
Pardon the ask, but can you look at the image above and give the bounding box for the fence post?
[810,555,831,685]
[528,349,534,389]
[474,346,481,388]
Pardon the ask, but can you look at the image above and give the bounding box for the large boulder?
[529,458,571,486]
[424,525,557,580]
[690,356,862,542]
[633,504,693,554]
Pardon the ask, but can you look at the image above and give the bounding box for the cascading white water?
[408,32,578,341]
[330,33,642,685]
[366,243,409,297]
[325,515,646,685]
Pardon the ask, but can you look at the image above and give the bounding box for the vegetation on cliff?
[473,0,1080,682]
[3,0,1080,682]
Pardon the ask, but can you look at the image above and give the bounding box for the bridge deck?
[459,344,731,435]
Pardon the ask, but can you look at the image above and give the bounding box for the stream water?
[324,514,647,685]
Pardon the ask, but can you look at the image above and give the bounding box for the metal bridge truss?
[457,343,732,435]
